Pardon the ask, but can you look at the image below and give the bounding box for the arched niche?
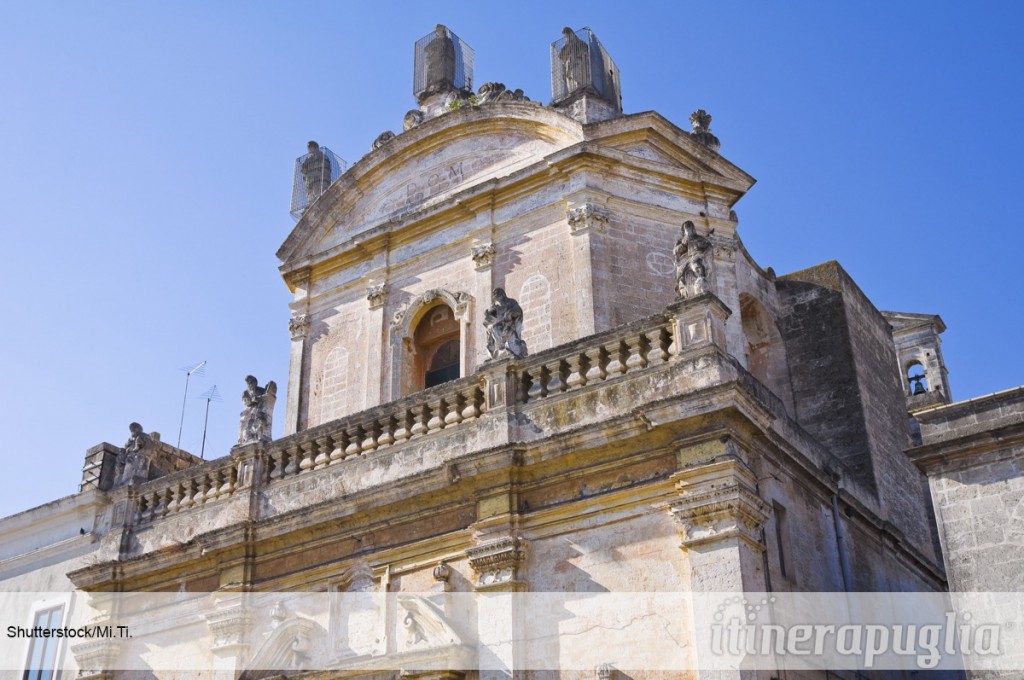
[389,289,473,398]
[739,293,796,415]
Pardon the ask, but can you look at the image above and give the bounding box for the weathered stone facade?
[3,23,1021,680]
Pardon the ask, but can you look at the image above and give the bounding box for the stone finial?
[432,562,451,583]
[597,663,615,680]
[484,288,528,360]
[372,131,396,150]
[366,283,387,309]
[238,376,276,446]
[689,109,721,153]
[567,204,610,234]
[471,241,496,270]
[477,82,532,104]
[673,221,715,300]
[289,314,310,340]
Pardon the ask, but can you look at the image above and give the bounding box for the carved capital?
[567,204,609,235]
[669,457,769,551]
[466,537,524,589]
[366,283,387,309]
[471,242,496,270]
[71,637,120,680]
[289,314,310,340]
[206,604,253,653]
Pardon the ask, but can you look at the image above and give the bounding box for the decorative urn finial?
[689,109,721,153]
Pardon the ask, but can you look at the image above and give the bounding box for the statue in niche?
[558,27,590,96]
[484,288,528,360]
[300,141,331,204]
[238,375,277,446]
[424,24,457,94]
[115,422,151,487]
[673,221,715,300]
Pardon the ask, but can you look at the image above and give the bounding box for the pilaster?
[567,202,609,337]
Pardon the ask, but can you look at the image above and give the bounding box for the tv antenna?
[197,385,222,459]
[176,360,206,449]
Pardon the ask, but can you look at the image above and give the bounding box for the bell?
[912,377,926,395]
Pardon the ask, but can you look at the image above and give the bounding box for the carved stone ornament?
[471,241,496,270]
[206,605,252,651]
[391,289,471,331]
[289,314,310,340]
[477,82,532,104]
[432,562,452,583]
[689,109,721,153]
[673,220,715,300]
[669,459,770,551]
[366,283,387,309]
[372,130,396,151]
[71,638,121,680]
[466,536,524,586]
[237,376,277,446]
[484,288,528,360]
[567,204,610,234]
[403,109,425,131]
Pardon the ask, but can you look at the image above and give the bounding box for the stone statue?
[115,422,151,487]
[403,109,425,131]
[673,221,714,300]
[372,131,396,150]
[558,27,590,96]
[423,24,457,95]
[484,288,528,360]
[238,375,277,446]
[300,141,331,204]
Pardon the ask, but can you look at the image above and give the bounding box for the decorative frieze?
[567,204,609,234]
[466,536,524,588]
[289,314,310,340]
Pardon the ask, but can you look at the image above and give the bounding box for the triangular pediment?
[882,311,947,334]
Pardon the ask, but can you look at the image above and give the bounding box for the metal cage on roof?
[290,144,345,221]
[413,25,474,100]
[550,27,621,111]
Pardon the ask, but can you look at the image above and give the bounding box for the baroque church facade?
[2,24,1022,680]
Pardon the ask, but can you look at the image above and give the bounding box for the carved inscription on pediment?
[377,151,515,218]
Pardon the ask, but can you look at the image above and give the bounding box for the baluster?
[545,360,568,394]
[584,347,608,383]
[284,444,301,476]
[147,491,161,520]
[314,436,331,469]
[461,387,483,420]
[166,483,180,513]
[361,421,380,452]
[393,410,413,442]
[330,431,348,463]
[179,480,195,509]
[520,370,535,403]
[445,393,465,426]
[193,475,209,505]
[345,426,364,457]
[268,448,286,480]
[133,495,146,524]
[377,417,395,447]
[648,326,672,364]
[566,353,589,390]
[527,366,549,401]
[426,399,446,432]
[208,471,224,501]
[605,341,627,376]
[219,465,237,496]
[410,404,429,437]
[625,333,650,371]
[299,440,317,472]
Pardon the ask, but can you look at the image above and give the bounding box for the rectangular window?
[23,604,64,680]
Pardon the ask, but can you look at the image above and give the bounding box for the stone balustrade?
[127,293,730,528]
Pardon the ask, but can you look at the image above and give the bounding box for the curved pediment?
[278,103,584,266]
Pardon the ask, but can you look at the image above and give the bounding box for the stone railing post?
[481,359,519,411]
[665,293,731,356]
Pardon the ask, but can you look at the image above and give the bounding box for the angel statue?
[238,375,277,446]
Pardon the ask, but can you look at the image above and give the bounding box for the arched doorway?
[413,304,461,391]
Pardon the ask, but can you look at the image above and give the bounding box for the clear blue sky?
[1,2,1021,519]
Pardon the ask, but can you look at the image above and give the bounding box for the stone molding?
[289,314,310,340]
[669,457,769,551]
[567,204,609,235]
[391,289,471,332]
[466,536,524,588]
[71,637,120,680]
[206,603,252,653]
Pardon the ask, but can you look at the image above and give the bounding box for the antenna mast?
[197,385,222,459]
[176,360,206,449]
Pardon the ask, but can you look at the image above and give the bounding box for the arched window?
[413,304,460,390]
[907,361,928,395]
[739,294,796,415]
